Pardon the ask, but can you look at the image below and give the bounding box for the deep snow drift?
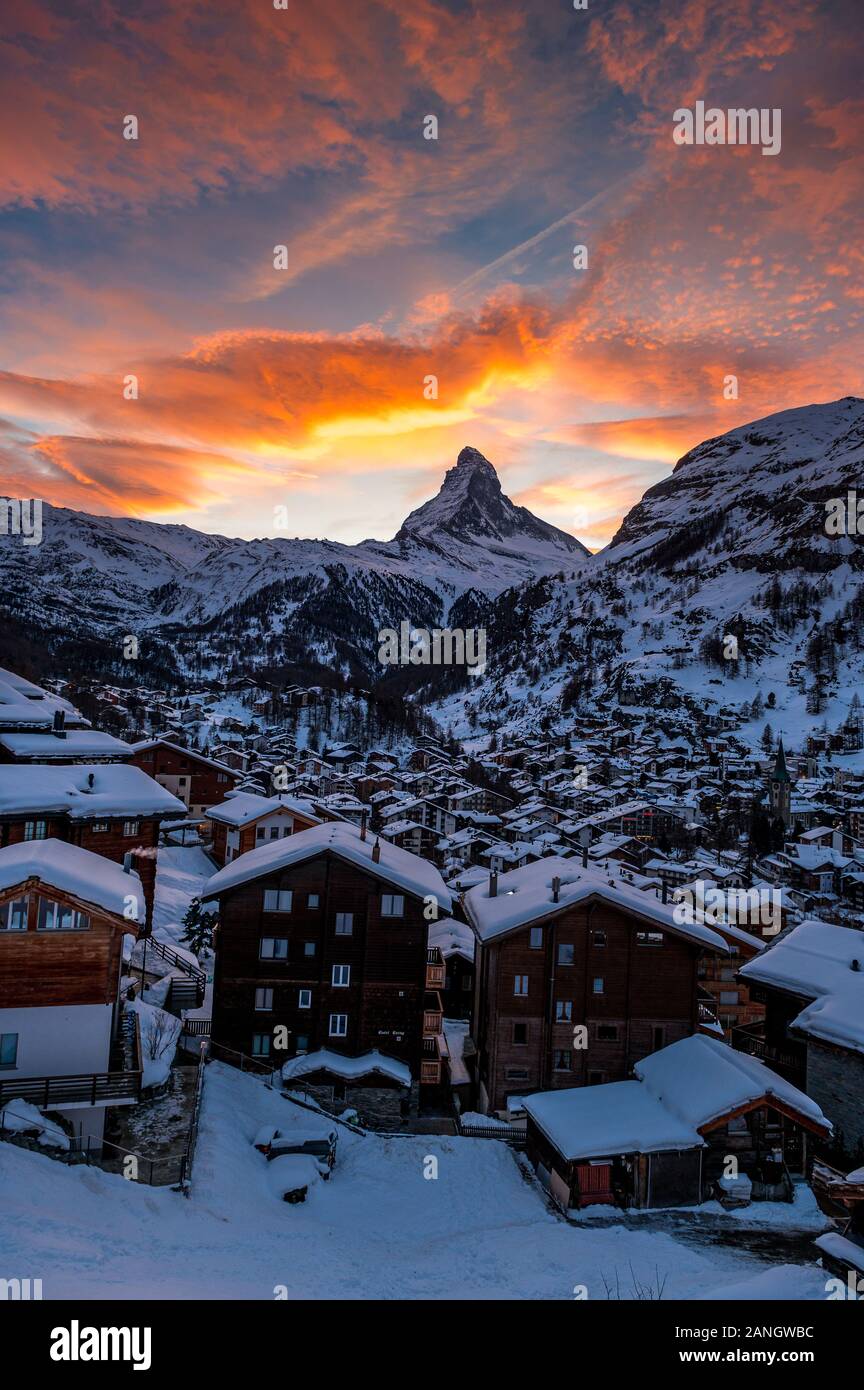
[0,1063,831,1301]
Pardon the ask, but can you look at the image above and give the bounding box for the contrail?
[448,170,640,300]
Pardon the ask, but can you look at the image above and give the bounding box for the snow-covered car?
[253,1123,337,1175]
[266,1154,322,1204]
[266,1127,337,1177]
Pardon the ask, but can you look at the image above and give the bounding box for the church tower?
[768,739,792,827]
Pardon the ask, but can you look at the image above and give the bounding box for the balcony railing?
[423,990,443,1035]
[426,946,446,990]
[0,1070,143,1110]
[731,1023,803,1074]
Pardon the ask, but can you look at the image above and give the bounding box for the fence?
[0,1104,182,1185]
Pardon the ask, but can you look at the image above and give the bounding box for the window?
[381,894,404,917]
[332,964,350,988]
[123,820,140,837]
[24,820,47,841]
[256,828,266,841]
[254,987,273,1011]
[514,975,528,997]
[91,820,109,833]
[0,1033,18,1068]
[636,930,664,946]
[296,1035,309,1053]
[505,1067,529,1081]
[652,1026,665,1051]
[592,976,604,995]
[251,1034,271,1057]
[555,1000,572,1022]
[263,889,292,913]
[553,1049,572,1071]
[720,990,738,1004]
[592,929,607,947]
[298,988,312,1009]
[303,941,316,957]
[0,897,28,932]
[329,1013,348,1038]
[37,898,89,932]
[529,926,543,949]
[269,828,280,840]
[557,943,574,966]
[512,1023,528,1045]
[597,1024,619,1042]
[308,894,320,909]
[335,913,353,935]
[259,937,289,960]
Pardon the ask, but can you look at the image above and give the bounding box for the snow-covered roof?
[463,856,728,951]
[206,790,321,827]
[0,668,87,729]
[524,1035,829,1161]
[634,1035,829,1132]
[741,921,864,1054]
[130,738,240,776]
[203,820,452,909]
[281,1048,411,1088]
[428,915,475,962]
[0,764,187,819]
[0,838,146,925]
[0,729,132,759]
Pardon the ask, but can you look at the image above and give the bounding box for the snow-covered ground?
[0,1063,831,1301]
[151,844,217,950]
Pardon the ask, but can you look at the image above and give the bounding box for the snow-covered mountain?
[0,446,585,685]
[438,398,864,748]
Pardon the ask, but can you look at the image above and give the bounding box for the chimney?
[852,959,861,973]
[661,881,668,904]
[122,851,134,873]
[88,772,95,789]
[53,708,65,732]
[371,837,380,863]
[552,876,560,904]
[582,844,588,869]
[360,809,368,842]
[489,870,498,898]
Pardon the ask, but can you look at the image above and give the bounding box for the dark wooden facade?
[209,852,429,1077]
[0,877,137,1011]
[0,815,162,927]
[473,897,712,1113]
[130,741,237,817]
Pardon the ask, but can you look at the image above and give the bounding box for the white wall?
[0,1003,113,1079]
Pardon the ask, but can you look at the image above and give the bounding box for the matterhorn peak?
[395,445,588,557]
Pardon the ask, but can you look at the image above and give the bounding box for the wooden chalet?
[523,1035,832,1212]
[129,738,239,818]
[465,857,730,1115]
[203,821,452,1127]
[206,791,323,866]
[0,839,147,1144]
[0,764,186,927]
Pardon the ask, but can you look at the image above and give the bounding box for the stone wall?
[807,1041,864,1165]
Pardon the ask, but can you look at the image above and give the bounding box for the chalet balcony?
[731,1021,806,1083]
[0,1011,143,1111]
[0,1068,143,1111]
[426,946,445,991]
[421,1031,448,1085]
[423,990,443,1036]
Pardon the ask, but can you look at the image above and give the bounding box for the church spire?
[772,738,791,784]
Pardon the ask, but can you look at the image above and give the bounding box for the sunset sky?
[0,0,861,549]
